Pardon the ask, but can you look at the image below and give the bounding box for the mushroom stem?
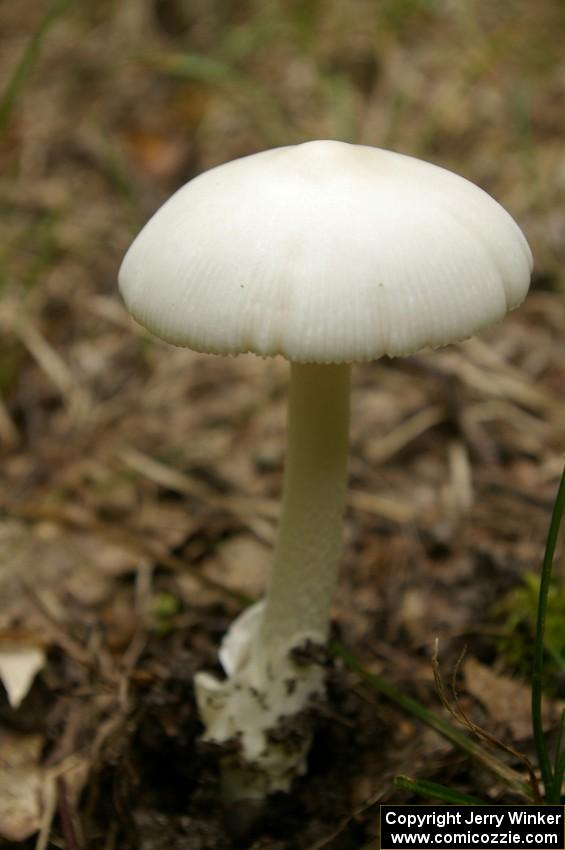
[194,362,351,797]
[260,362,351,652]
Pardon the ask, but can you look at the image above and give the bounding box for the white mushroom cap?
[119,140,532,364]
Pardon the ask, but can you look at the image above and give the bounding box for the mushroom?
[118,140,532,799]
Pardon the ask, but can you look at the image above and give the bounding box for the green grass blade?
[0,0,71,136]
[552,750,565,804]
[394,775,487,805]
[331,641,533,800]
[553,709,565,781]
[139,51,294,146]
[532,465,565,802]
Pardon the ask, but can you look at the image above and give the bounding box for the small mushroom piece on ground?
[119,140,532,799]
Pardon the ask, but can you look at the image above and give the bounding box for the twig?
[306,785,385,850]
[0,391,18,447]
[57,775,83,850]
[35,774,57,850]
[365,404,445,464]
[118,444,278,518]
[332,641,533,800]
[348,488,415,523]
[9,500,251,606]
[432,639,542,803]
[15,316,92,421]
[20,580,96,670]
[120,443,415,525]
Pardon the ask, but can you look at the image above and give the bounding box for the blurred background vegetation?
[2,0,564,301]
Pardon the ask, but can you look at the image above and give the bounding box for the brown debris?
[463,656,564,741]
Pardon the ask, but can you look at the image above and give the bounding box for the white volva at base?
[194,600,327,798]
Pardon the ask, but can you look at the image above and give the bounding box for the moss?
[495,571,565,688]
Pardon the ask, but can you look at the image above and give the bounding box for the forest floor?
[1,1,565,848]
